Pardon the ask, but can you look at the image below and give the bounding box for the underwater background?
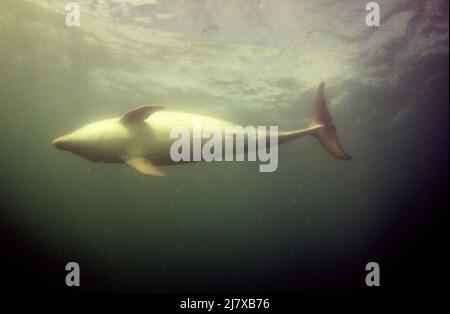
[0,0,448,294]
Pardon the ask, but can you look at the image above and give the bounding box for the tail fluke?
[310,82,351,161]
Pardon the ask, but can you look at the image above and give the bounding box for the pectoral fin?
[122,156,166,177]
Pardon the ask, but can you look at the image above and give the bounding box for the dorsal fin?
[119,105,164,124]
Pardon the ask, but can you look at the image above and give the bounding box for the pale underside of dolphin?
[52,82,351,177]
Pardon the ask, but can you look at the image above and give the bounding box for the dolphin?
[52,82,351,177]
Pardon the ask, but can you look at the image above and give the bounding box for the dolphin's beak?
[52,136,68,150]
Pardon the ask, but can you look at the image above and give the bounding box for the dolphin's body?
[52,83,351,176]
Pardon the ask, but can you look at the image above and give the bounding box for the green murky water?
[0,0,448,293]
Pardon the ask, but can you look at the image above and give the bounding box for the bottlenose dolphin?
[52,82,351,177]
